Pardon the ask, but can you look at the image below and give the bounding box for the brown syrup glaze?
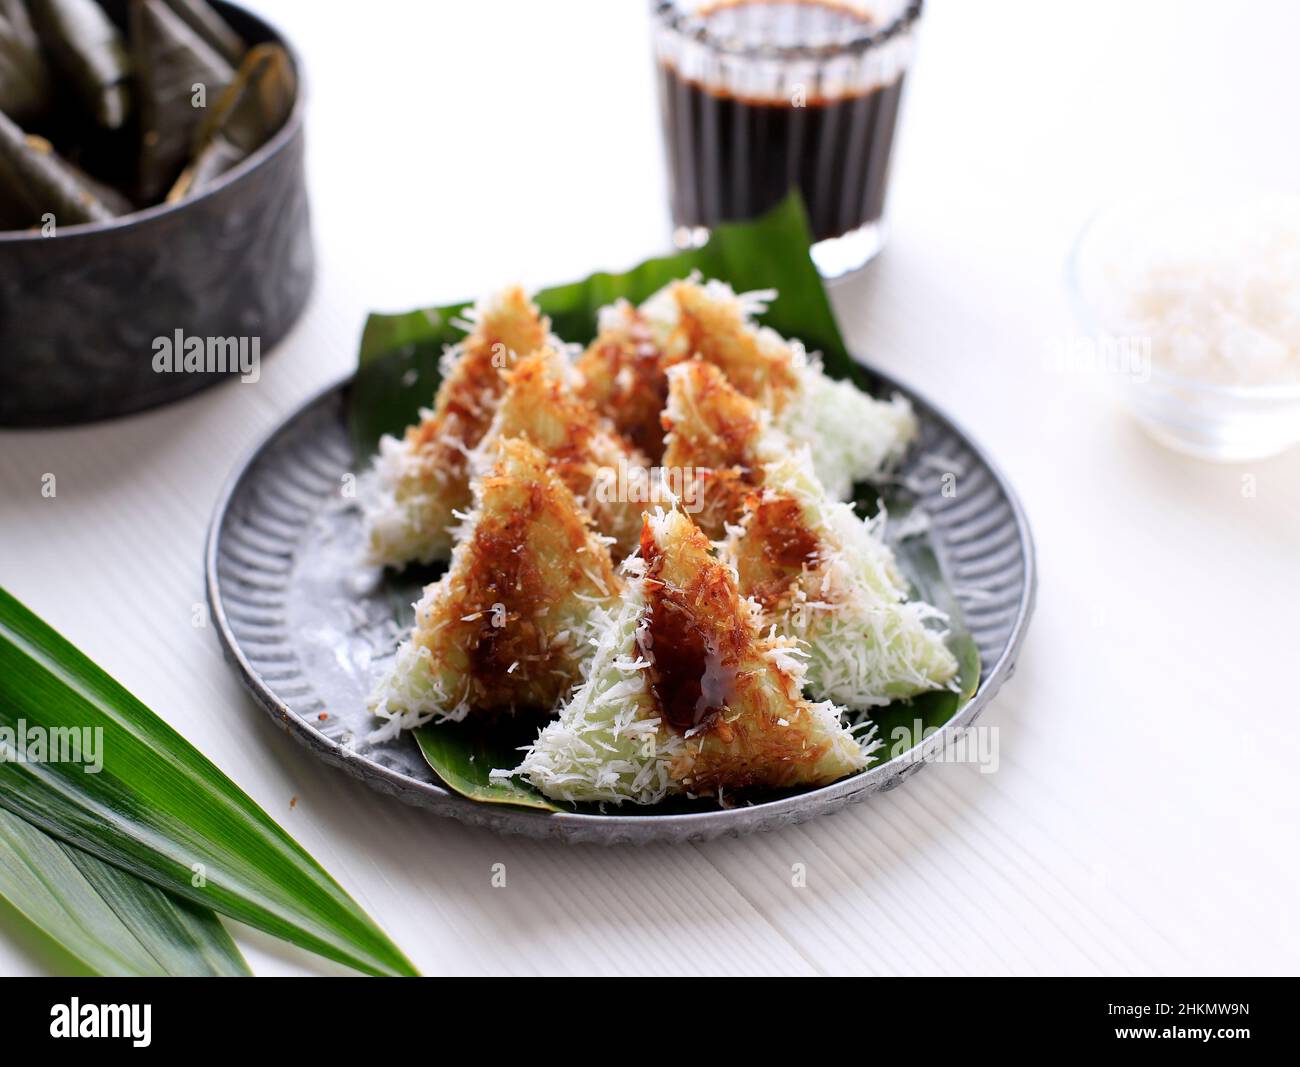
[639,524,740,734]
[753,497,820,571]
[743,495,821,610]
[461,486,545,692]
[578,318,671,461]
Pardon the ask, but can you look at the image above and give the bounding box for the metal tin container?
[0,1,313,426]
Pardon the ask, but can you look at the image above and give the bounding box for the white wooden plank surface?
[1,0,1297,977]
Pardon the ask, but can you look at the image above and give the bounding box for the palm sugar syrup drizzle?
[638,526,739,734]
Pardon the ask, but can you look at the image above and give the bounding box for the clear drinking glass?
[651,0,922,277]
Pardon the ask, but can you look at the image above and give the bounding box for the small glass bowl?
[1066,199,1300,462]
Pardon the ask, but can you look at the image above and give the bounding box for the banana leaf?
[351,192,980,810]
[132,0,234,200]
[161,0,243,66]
[0,107,130,227]
[414,721,560,813]
[0,807,249,976]
[167,41,292,202]
[0,586,417,977]
[0,0,52,122]
[29,0,133,129]
[353,192,848,458]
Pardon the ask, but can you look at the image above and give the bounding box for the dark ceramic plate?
[206,370,1035,843]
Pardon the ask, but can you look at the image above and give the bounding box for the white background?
[1,0,1298,976]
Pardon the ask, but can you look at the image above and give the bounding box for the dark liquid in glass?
[658,0,908,243]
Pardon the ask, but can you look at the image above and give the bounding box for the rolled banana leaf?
[132,0,234,201]
[0,0,53,123]
[161,0,243,66]
[167,42,293,203]
[29,0,133,130]
[0,106,130,229]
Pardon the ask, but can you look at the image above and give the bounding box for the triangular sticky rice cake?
[642,277,917,501]
[575,301,670,461]
[582,278,916,502]
[362,287,550,567]
[640,510,864,795]
[662,359,767,471]
[727,449,958,709]
[368,438,620,733]
[646,278,803,413]
[511,508,867,804]
[575,280,799,464]
[661,359,770,539]
[477,349,650,559]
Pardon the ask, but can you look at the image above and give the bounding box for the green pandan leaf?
[0,586,417,976]
[0,807,249,976]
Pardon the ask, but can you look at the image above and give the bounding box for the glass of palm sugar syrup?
[652,0,922,277]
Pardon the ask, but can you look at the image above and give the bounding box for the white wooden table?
[2,0,1297,976]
